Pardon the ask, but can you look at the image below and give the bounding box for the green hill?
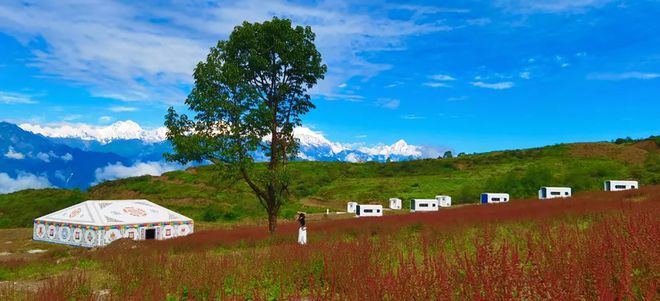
[1,138,659,228]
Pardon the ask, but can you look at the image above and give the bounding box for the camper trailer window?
[419,203,428,207]
[551,191,561,196]
[364,209,373,213]
[377,209,381,213]
[564,192,569,195]
[492,198,500,201]
[615,185,626,189]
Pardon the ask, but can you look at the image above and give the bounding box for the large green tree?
[164,18,327,234]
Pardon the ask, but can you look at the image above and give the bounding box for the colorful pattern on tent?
[33,199,194,248]
[33,219,193,230]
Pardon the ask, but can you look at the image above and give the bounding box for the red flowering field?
[2,187,659,300]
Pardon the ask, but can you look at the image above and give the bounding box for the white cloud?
[355,134,367,138]
[466,18,492,26]
[19,120,167,143]
[109,106,138,112]
[389,4,470,15]
[377,98,400,109]
[0,172,52,194]
[384,82,403,88]
[0,91,38,104]
[471,81,515,90]
[519,71,531,79]
[587,72,660,80]
[36,152,50,163]
[402,114,426,120]
[0,1,452,104]
[337,83,347,88]
[61,153,73,161]
[99,116,113,123]
[497,0,614,13]
[424,74,456,88]
[4,147,25,160]
[423,82,452,88]
[429,74,456,81]
[94,161,181,184]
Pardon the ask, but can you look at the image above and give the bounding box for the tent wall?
[33,221,194,248]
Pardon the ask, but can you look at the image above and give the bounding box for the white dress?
[298,226,307,245]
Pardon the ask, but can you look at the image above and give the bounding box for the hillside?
[1,137,659,228]
[1,185,658,299]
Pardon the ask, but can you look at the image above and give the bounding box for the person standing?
[297,212,307,245]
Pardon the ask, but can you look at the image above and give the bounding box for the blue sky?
[1,0,659,153]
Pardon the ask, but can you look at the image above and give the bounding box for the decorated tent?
[33,199,194,248]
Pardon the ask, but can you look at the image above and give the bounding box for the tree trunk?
[267,209,278,234]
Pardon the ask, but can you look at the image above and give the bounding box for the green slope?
[1,138,659,228]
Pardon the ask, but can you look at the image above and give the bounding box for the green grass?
[0,138,659,228]
[0,189,87,228]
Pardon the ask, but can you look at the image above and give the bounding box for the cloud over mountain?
[0,172,52,194]
[94,161,181,184]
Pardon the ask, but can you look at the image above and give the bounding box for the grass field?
[1,138,659,229]
[0,186,658,300]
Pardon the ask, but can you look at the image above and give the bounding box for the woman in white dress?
[297,212,307,245]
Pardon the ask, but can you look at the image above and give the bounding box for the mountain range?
[1,121,433,193]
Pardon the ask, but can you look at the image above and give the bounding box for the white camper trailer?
[604,180,638,191]
[33,199,193,248]
[389,198,402,210]
[435,195,452,208]
[355,204,383,217]
[480,193,509,204]
[347,202,358,213]
[538,187,572,199]
[410,199,439,212]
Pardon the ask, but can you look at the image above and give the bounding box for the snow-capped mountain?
[1,120,441,192]
[20,120,167,144]
[19,121,430,162]
[293,127,422,162]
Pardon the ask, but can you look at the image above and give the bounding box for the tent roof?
[35,199,192,226]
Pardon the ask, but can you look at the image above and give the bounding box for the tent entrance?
[145,228,156,240]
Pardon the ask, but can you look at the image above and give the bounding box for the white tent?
[355,204,383,217]
[435,195,452,208]
[389,198,402,210]
[538,187,572,199]
[410,199,439,212]
[604,180,638,191]
[347,201,358,213]
[33,199,194,248]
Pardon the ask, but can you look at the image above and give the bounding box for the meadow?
[1,186,658,300]
[1,138,659,228]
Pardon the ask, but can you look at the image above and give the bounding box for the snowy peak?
[293,127,346,154]
[20,121,168,144]
[19,121,433,161]
[358,139,422,157]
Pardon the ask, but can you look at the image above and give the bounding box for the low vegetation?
[1,186,658,300]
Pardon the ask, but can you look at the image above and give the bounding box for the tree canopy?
[165,17,327,233]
